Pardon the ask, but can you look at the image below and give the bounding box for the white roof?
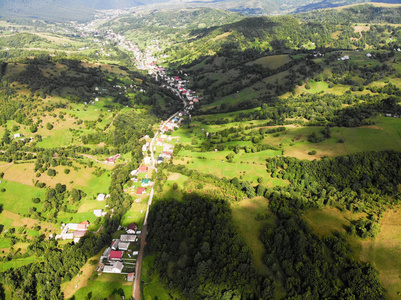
[97,194,106,201]
[119,242,130,250]
[94,209,103,217]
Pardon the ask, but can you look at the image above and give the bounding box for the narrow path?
[79,154,109,165]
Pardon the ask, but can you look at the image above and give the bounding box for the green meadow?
[142,255,179,300]
[69,273,132,300]
[0,180,45,215]
[0,256,37,272]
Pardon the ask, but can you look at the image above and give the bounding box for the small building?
[109,250,123,260]
[132,251,139,256]
[73,231,86,238]
[105,157,116,164]
[127,273,135,282]
[127,222,138,232]
[136,187,146,195]
[111,239,120,250]
[14,133,21,139]
[73,230,86,243]
[97,194,106,201]
[144,156,151,165]
[77,221,90,230]
[130,170,138,176]
[101,247,111,261]
[105,154,121,164]
[156,138,163,146]
[120,234,137,242]
[119,242,130,251]
[94,209,103,217]
[137,165,148,174]
[157,156,164,164]
[141,179,151,187]
[103,261,124,273]
[162,151,172,159]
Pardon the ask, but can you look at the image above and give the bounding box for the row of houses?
[98,223,140,280]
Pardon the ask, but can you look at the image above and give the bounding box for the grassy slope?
[304,206,401,300]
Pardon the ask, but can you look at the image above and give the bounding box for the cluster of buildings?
[55,221,90,243]
[160,73,202,108]
[98,223,140,281]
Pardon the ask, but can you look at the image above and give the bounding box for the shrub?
[47,169,56,177]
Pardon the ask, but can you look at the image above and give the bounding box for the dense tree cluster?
[146,194,273,299]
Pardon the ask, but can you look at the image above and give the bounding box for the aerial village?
[54,23,201,284]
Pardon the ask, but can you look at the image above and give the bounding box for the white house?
[97,194,106,201]
[119,242,130,251]
[94,209,103,217]
[103,261,124,274]
[144,156,151,165]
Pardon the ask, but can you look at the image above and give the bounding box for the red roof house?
[136,187,146,195]
[73,231,86,238]
[105,157,116,164]
[110,250,123,260]
[77,221,90,230]
[137,165,148,174]
[128,222,138,231]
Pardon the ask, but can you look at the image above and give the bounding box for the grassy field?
[231,197,274,276]
[0,160,112,195]
[141,255,179,300]
[175,153,286,185]
[0,180,45,215]
[120,197,148,228]
[0,256,37,272]
[303,206,401,299]
[361,207,401,300]
[247,55,292,69]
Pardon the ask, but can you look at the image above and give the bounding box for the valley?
[0,2,401,300]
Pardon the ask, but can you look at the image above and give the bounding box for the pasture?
[361,207,401,300]
[231,197,274,276]
[246,54,292,69]
[142,255,178,300]
[0,180,45,215]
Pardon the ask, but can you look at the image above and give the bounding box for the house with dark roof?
[127,222,138,232]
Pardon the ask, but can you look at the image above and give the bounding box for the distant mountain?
[294,0,401,13]
[77,0,170,10]
[0,0,94,22]
[0,0,171,22]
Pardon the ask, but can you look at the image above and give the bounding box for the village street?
[132,62,189,300]
[76,20,194,300]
